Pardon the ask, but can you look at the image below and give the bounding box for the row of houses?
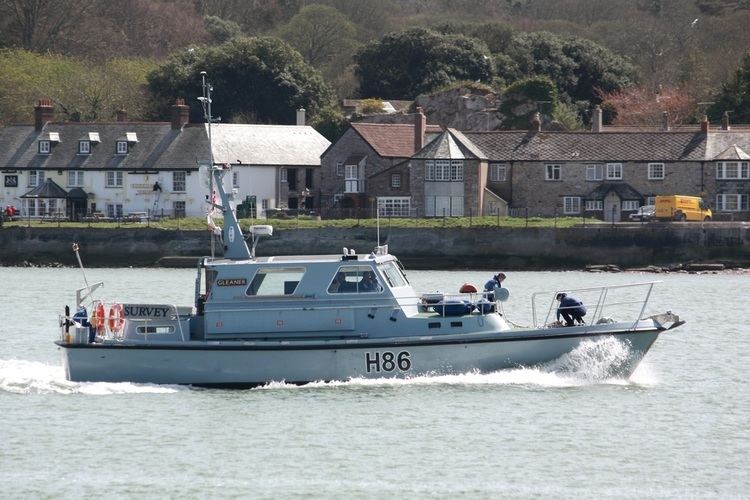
[0,100,330,219]
[321,107,750,221]
[2,100,749,221]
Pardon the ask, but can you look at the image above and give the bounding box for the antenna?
[199,71,216,259]
[376,199,381,247]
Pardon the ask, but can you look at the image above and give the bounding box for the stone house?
[319,109,441,217]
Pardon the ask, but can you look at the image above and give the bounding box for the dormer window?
[38,140,51,154]
[116,141,128,154]
[79,140,91,154]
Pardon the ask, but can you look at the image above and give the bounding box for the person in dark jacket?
[484,272,506,300]
[556,292,586,326]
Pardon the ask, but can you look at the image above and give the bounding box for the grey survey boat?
[56,167,683,387]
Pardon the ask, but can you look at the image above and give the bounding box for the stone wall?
[2,224,748,269]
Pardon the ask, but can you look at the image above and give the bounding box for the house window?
[490,163,507,182]
[287,168,297,191]
[280,168,287,182]
[716,162,750,179]
[585,200,603,211]
[646,196,656,206]
[336,161,344,177]
[585,165,603,181]
[378,197,411,217]
[563,196,581,214]
[38,140,51,154]
[28,170,45,187]
[305,168,313,189]
[436,160,450,181]
[425,160,434,181]
[79,141,91,154]
[450,160,464,181]
[426,196,464,216]
[68,171,84,187]
[716,194,749,211]
[173,171,186,192]
[648,163,665,180]
[232,171,239,188]
[345,164,359,193]
[606,163,622,180]
[622,200,639,211]
[391,173,401,188]
[116,141,128,155]
[546,164,561,181]
[173,201,186,218]
[106,171,123,187]
[106,203,123,219]
[261,199,269,210]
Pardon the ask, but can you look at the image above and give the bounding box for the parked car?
[629,205,655,222]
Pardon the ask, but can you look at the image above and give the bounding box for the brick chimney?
[661,111,670,131]
[591,105,603,133]
[171,98,190,129]
[414,107,426,152]
[116,108,128,122]
[530,112,542,132]
[700,115,709,134]
[296,108,306,126]
[721,111,730,131]
[34,98,55,131]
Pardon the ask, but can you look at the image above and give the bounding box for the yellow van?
[655,195,712,221]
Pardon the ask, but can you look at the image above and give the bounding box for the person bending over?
[556,292,586,326]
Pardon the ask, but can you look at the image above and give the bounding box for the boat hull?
[58,326,661,387]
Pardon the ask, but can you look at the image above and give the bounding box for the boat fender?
[91,301,106,333]
[108,303,125,334]
[459,283,478,293]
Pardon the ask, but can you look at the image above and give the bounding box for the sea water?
[1,267,748,498]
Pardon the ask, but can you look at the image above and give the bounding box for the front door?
[603,192,621,222]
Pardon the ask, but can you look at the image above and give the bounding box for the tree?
[709,52,750,124]
[0,49,156,124]
[598,86,698,126]
[498,76,560,129]
[147,36,336,124]
[277,4,357,68]
[204,15,243,43]
[0,0,94,52]
[501,32,637,108]
[354,27,494,99]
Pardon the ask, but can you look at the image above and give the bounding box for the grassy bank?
[2,215,604,230]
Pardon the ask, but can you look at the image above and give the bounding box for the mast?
[199,71,216,258]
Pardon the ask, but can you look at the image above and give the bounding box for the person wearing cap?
[484,272,506,301]
[556,292,586,326]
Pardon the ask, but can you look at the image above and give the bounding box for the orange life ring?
[91,301,106,332]
[459,283,478,293]
[108,303,125,333]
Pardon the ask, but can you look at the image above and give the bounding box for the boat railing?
[531,281,659,329]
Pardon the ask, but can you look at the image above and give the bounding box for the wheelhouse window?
[38,140,51,154]
[716,162,750,179]
[78,140,91,154]
[563,196,581,214]
[648,163,665,180]
[172,171,186,192]
[116,141,128,155]
[246,267,306,296]
[606,163,623,180]
[106,171,123,187]
[378,261,408,288]
[490,163,507,182]
[585,164,603,181]
[546,164,561,181]
[327,266,382,294]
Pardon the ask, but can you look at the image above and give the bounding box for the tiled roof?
[20,178,68,198]
[413,129,482,160]
[586,182,642,200]
[712,144,750,160]
[462,130,711,162]
[350,122,443,158]
[209,124,330,166]
[0,122,208,171]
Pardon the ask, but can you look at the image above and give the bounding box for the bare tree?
[0,0,95,51]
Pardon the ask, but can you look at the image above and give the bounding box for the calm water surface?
[1,266,748,498]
